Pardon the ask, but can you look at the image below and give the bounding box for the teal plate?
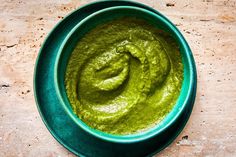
[34,1,197,157]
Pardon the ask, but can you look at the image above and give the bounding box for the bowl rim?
[54,6,195,143]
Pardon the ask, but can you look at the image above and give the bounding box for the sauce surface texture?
[65,18,183,135]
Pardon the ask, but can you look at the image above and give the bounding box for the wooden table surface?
[0,0,236,156]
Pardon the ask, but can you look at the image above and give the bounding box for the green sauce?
[65,18,183,135]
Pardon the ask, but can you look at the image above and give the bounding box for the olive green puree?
[65,18,183,135]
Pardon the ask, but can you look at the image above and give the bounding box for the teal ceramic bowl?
[34,1,196,156]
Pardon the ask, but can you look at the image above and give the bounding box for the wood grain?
[0,0,235,156]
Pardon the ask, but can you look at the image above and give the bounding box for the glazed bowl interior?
[55,6,194,143]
